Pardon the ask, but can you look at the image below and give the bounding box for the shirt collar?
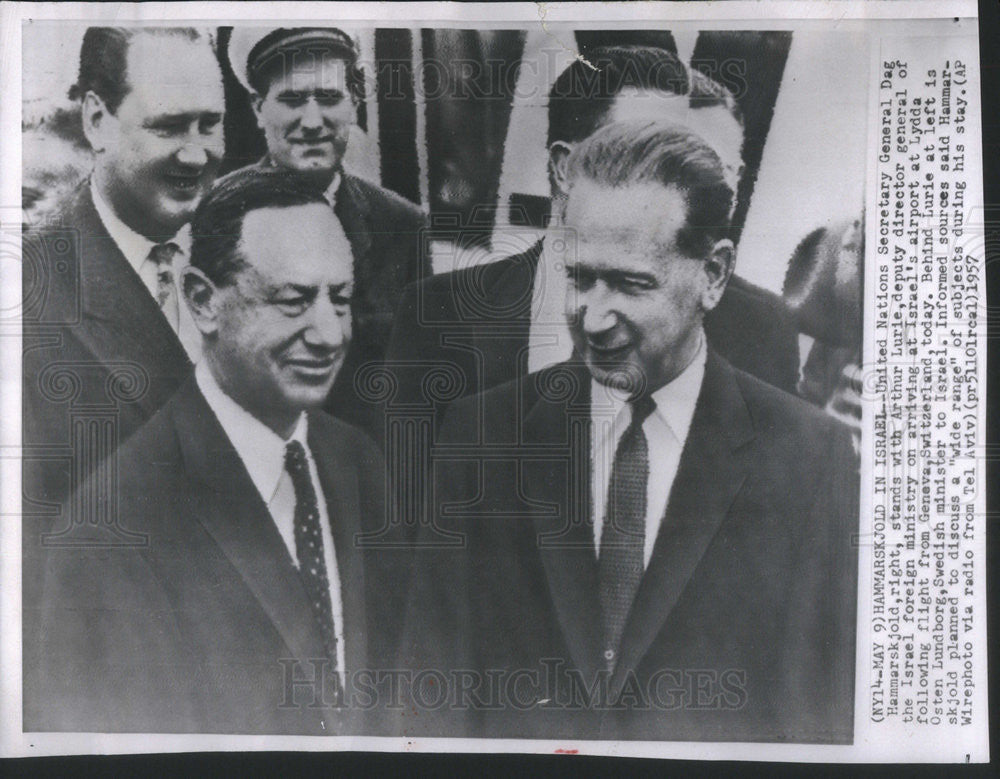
[324,171,342,206]
[591,330,707,442]
[90,179,189,273]
[650,332,707,444]
[261,157,341,207]
[195,361,308,504]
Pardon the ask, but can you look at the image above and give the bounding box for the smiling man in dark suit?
[21,28,227,698]
[398,121,858,744]
[26,170,406,734]
[23,27,225,500]
[222,27,431,435]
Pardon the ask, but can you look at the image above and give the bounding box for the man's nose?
[300,99,324,131]
[305,296,350,349]
[575,286,618,336]
[175,141,209,169]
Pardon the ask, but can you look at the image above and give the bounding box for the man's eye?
[273,297,310,314]
[617,278,655,294]
[199,116,222,134]
[278,94,307,107]
[315,91,345,107]
[149,121,188,136]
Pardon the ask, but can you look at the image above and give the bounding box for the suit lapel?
[523,362,603,681]
[611,352,756,692]
[171,379,327,664]
[69,185,191,415]
[308,418,369,675]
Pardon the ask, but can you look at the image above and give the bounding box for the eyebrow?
[269,282,353,295]
[143,111,223,125]
[276,87,345,97]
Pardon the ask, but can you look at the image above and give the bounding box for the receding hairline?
[564,178,692,242]
[234,202,352,262]
[119,29,219,92]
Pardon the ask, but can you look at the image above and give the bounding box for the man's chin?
[150,202,197,239]
[290,155,338,177]
[583,356,648,395]
[285,384,335,411]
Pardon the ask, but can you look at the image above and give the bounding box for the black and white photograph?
[2,0,989,764]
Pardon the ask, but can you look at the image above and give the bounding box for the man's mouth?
[586,342,632,361]
[290,137,335,146]
[286,355,339,380]
[163,172,203,194]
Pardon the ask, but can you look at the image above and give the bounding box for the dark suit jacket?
[22,182,193,502]
[396,352,858,743]
[24,375,408,735]
[218,163,431,437]
[382,242,801,427]
[21,183,196,673]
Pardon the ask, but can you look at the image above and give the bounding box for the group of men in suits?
[22,26,858,742]
[23,25,419,734]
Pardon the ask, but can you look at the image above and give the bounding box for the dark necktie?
[284,440,338,664]
[598,395,656,671]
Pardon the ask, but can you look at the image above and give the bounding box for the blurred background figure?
[21,106,92,228]
[783,216,864,450]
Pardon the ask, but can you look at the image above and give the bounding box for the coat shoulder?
[731,363,852,455]
[342,174,425,226]
[412,242,540,299]
[310,408,382,463]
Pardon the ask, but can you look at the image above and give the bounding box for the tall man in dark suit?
[21,29,227,678]
[384,45,800,424]
[26,170,406,734]
[397,122,858,744]
[23,26,226,502]
[223,27,431,434]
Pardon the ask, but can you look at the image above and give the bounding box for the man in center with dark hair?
[30,169,407,734]
[397,122,858,744]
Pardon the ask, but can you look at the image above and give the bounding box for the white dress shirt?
[590,334,707,569]
[195,362,347,684]
[90,180,202,362]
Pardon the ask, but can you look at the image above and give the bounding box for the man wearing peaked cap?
[222,26,431,438]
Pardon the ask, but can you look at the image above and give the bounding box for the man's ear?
[182,266,222,336]
[251,92,266,130]
[81,91,112,153]
[547,141,574,198]
[700,239,736,313]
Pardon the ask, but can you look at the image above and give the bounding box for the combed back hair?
[547,45,743,148]
[190,168,330,286]
[248,29,366,103]
[69,27,212,113]
[565,120,735,258]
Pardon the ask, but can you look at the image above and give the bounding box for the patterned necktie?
[148,242,180,332]
[285,440,338,663]
[598,395,656,671]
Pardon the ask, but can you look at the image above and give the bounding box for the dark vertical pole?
[691,31,793,246]
[374,28,421,204]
